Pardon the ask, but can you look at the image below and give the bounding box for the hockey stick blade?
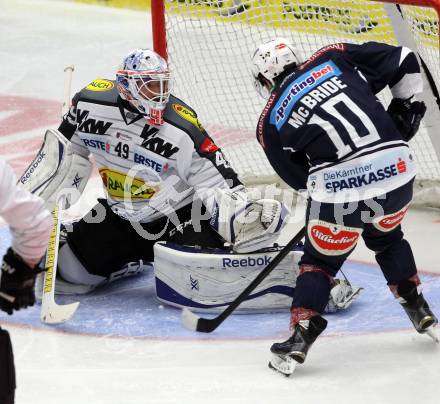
[41,301,79,324]
[181,307,206,332]
[180,226,306,333]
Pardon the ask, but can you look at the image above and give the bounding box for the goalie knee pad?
[0,327,16,403]
[58,243,106,287]
[56,243,151,294]
[153,241,303,313]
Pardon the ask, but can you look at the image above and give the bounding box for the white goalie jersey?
[58,80,243,223]
[48,79,287,251]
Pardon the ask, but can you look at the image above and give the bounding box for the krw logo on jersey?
[270,60,341,130]
[77,109,113,135]
[99,168,157,200]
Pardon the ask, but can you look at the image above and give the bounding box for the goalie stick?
[181,226,306,333]
[40,65,79,324]
[0,291,15,303]
[40,196,79,323]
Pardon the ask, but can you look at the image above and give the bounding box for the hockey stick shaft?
[182,226,306,333]
[42,198,62,300]
[62,65,74,117]
[0,291,15,303]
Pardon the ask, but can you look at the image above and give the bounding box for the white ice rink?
[1,1,440,403]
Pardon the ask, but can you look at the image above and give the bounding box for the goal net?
[152,0,440,207]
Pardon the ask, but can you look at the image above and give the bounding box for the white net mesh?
[161,0,440,204]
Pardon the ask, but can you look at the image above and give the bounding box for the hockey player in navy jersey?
[251,38,437,375]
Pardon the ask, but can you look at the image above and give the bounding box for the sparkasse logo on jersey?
[86,79,114,92]
[325,158,407,192]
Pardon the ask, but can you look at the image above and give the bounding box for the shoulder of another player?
[76,78,119,106]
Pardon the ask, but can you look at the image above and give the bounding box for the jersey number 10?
[308,93,381,159]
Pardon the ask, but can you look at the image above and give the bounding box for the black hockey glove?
[387,97,427,141]
[0,248,43,315]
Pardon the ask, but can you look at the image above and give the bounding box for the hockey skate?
[397,279,438,342]
[269,315,328,376]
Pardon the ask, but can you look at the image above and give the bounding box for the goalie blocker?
[153,242,362,313]
[19,129,92,210]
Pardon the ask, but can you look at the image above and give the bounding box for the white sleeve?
[0,158,53,262]
[176,134,242,214]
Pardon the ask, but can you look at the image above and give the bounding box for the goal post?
[151,0,440,207]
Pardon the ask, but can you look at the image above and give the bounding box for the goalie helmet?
[251,38,302,99]
[116,49,172,125]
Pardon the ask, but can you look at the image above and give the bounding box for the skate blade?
[268,354,297,377]
[426,326,439,343]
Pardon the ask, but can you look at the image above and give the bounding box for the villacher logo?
[309,221,361,255]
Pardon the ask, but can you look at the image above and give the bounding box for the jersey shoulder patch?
[77,78,119,106]
[164,95,205,135]
[299,43,346,71]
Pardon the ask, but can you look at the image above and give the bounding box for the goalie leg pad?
[58,243,106,287]
[153,241,303,313]
[19,129,92,210]
[0,327,16,403]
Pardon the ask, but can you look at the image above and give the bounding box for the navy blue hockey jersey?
[257,42,421,202]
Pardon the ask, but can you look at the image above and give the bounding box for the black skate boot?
[397,279,438,341]
[269,315,328,376]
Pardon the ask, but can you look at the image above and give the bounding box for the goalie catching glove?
[387,97,427,141]
[0,248,44,315]
[209,187,289,253]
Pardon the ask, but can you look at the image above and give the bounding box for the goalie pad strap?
[19,129,92,210]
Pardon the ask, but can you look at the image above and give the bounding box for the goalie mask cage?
[152,0,440,207]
